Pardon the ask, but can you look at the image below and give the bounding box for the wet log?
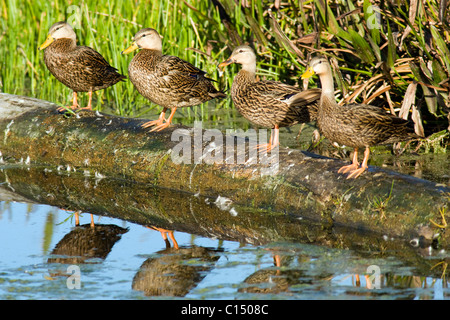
[0,93,448,251]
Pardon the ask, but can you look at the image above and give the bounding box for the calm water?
[0,103,449,300]
[0,189,449,300]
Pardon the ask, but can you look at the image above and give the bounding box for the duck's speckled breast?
[44,39,88,92]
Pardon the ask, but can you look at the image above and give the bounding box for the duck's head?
[218,45,257,72]
[39,21,76,50]
[122,28,163,54]
[301,56,330,79]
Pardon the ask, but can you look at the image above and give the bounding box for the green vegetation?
[0,0,448,150]
[367,180,394,219]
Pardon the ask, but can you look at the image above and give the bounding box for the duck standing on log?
[39,22,126,111]
[302,56,422,179]
[218,45,321,152]
[122,28,226,132]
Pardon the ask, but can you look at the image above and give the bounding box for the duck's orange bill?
[301,67,315,79]
[39,35,54,50]
[121,42,139,54]
[218,58,233,71]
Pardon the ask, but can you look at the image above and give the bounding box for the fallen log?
[0,93,448,251]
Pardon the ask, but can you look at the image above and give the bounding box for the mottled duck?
[302,56,422,179]
[122,28,226,132]
[218,45,321,151]
[39,21,125,110]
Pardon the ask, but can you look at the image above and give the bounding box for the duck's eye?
[239,50,243,53]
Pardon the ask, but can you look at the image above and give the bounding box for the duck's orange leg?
[57,91,79,112]
[74,211,80,226]
[142,107,178,132]
[346,147,370,179]
[256,125,280,152]
[74,211,95,227]
[338,148,360,175]
[142,107,168,129]
[273,254,281,267]
[79,91,93,110]
[166,230,179,249]
[149,107,177,132]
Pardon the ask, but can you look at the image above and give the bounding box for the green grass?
[0,0,234,116]
[367,180,395,219]
[0,0,448,151]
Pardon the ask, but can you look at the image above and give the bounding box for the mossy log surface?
[0,93,448,253]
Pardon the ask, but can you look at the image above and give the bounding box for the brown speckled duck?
[39,21,125,110]
[218,45,321,151]
[302,56,422,179]
[122,28,226,132]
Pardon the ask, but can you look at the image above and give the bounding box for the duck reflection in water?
[132,226,221,297]
[239,254,310,295]
[48,211,128,265]
[239,250,335,295]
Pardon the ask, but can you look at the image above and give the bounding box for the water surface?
[0,200,449,300]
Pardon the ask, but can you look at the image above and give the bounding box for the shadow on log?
[0,93,448,255]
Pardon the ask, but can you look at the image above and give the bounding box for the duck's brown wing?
[343,103,420,145]
[234,81,319,127]
[159,55,209,79]
[72,46,126,89]
[248,80,300,103]
[154,55,224,104]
